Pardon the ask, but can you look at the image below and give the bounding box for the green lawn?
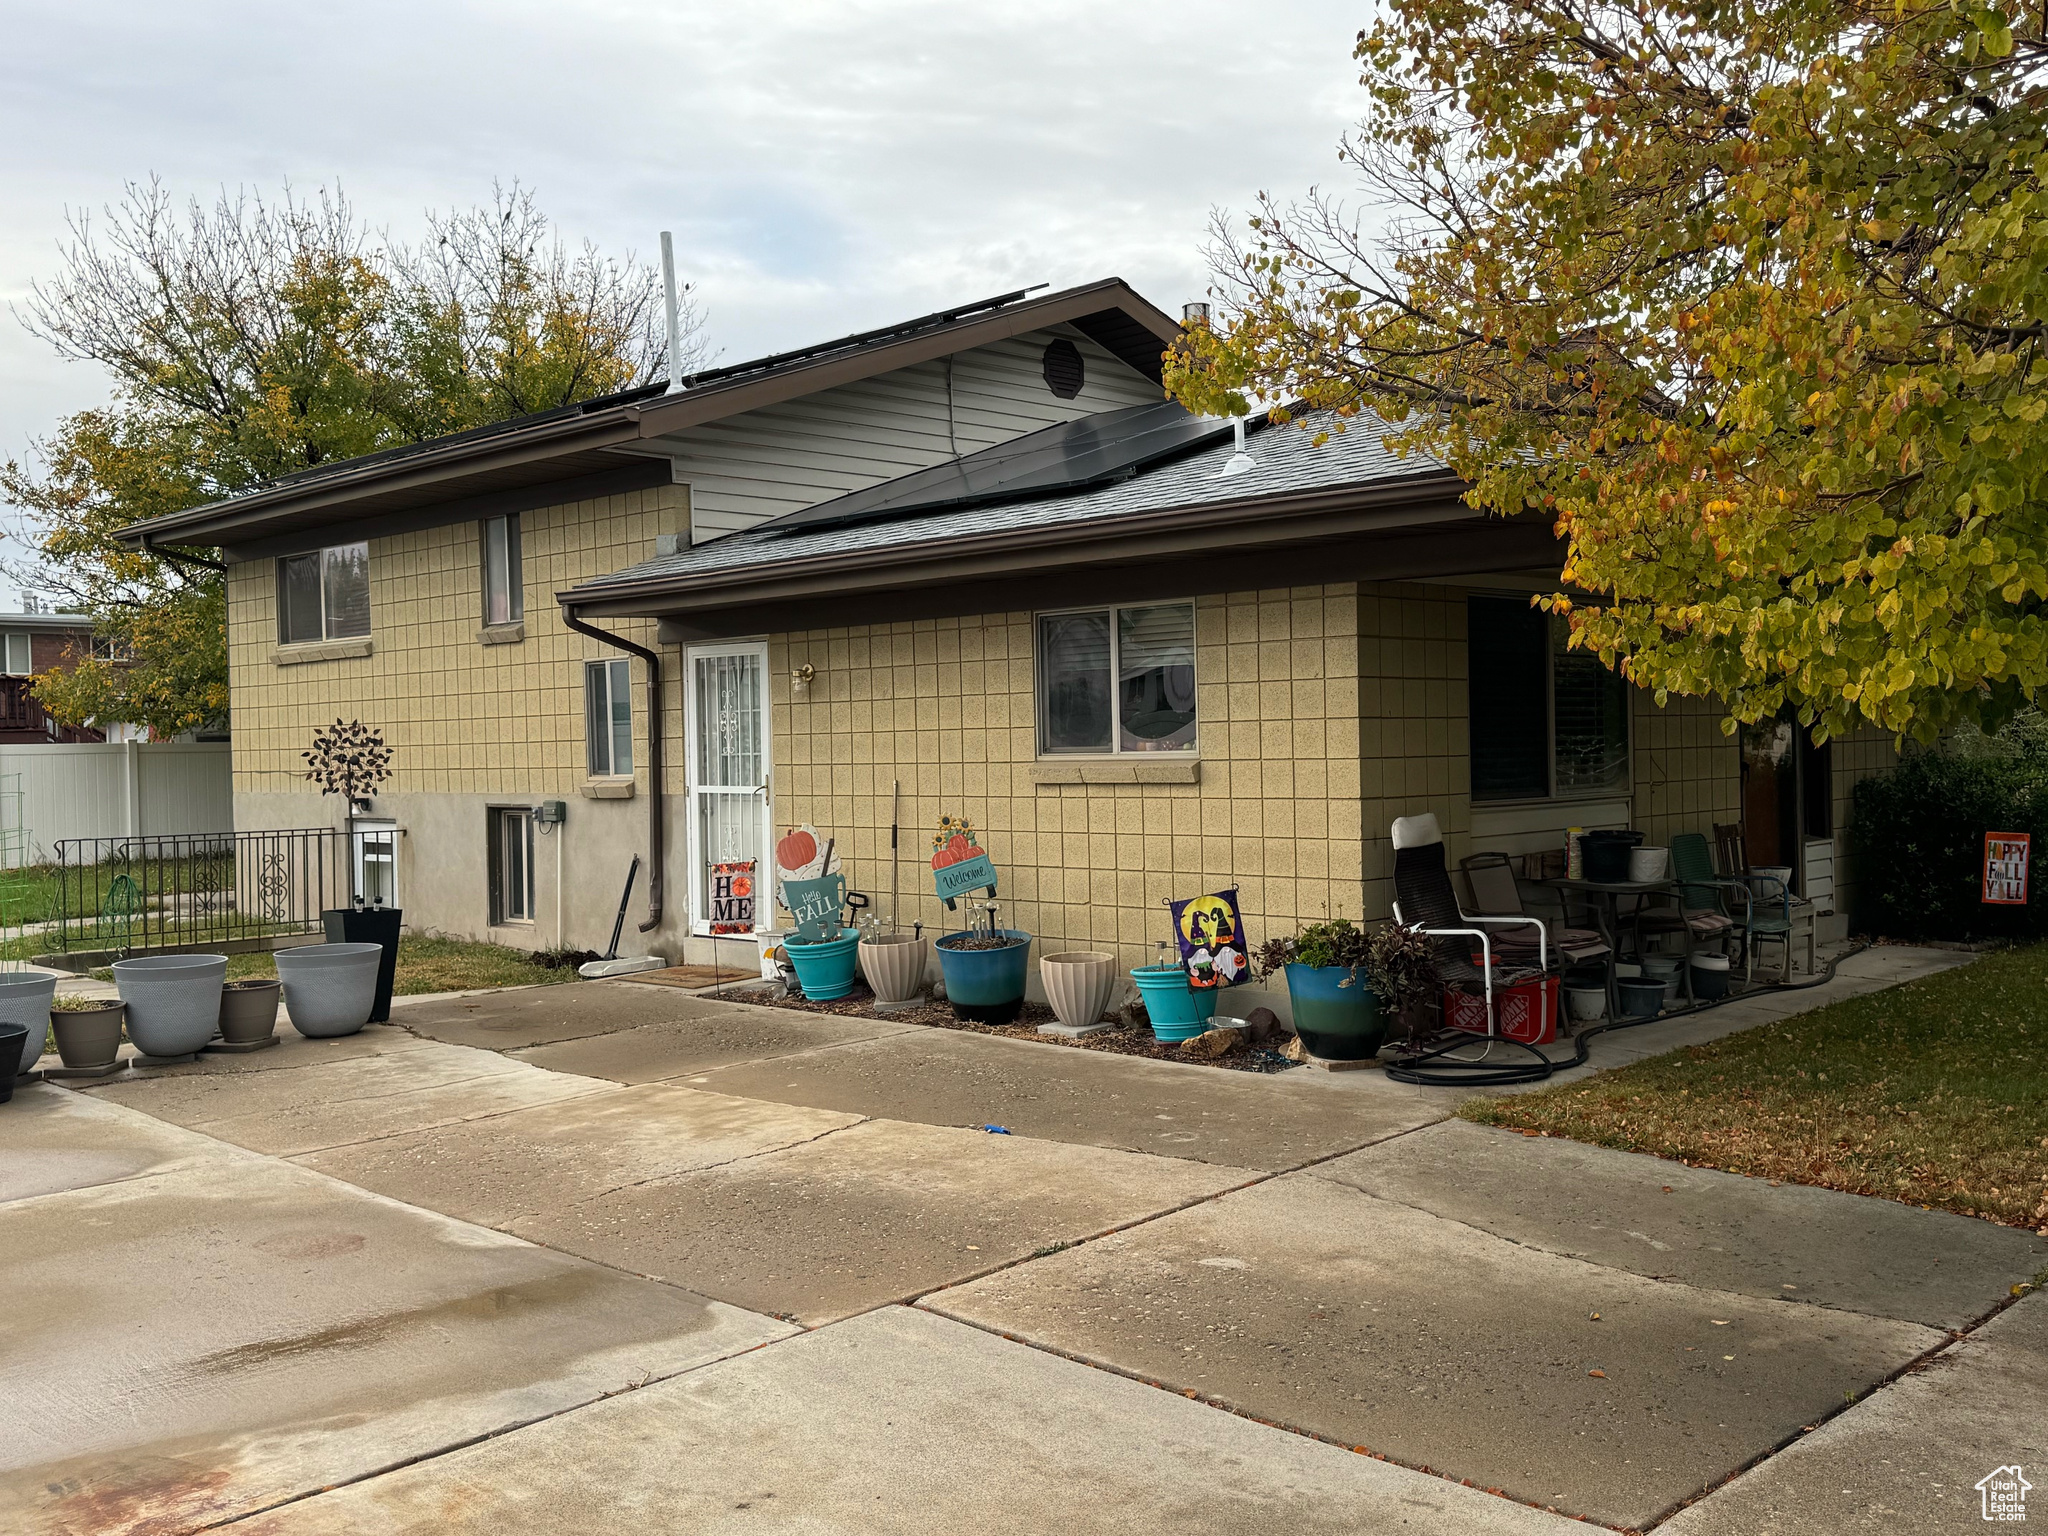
[221,935,579,995]
[1464,942,2048,1230]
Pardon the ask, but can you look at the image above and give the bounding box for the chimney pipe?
[660,232,686,396]
[1182,301,1211,326]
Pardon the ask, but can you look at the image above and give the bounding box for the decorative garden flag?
[930,814,997,904]
[708,861,756,934]
[1983,832,2031,905]
[1171,889,1250,989]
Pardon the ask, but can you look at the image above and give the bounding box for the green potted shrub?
[1253,918,1386,1060]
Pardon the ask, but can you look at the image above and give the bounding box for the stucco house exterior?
[118,277,1890,973]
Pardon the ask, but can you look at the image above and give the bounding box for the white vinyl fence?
[0,742,232,861]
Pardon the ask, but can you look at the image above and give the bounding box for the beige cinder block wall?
[227,483,690,951]
[766,583,1415,969]
[1632,692,1743,851]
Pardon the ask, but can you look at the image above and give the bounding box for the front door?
[684,642,772,935]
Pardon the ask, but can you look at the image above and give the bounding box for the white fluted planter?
[1040,952,1118,1031]
[858,934,927,1003]
[0,972,58,1074]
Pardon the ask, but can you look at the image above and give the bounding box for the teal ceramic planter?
[1130,964,1218,1042]
[785,928,862,1001]
[1284,963,1385,1060]
[935,930,1032,1023]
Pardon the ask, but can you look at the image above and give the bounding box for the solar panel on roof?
[761,399,1233,534]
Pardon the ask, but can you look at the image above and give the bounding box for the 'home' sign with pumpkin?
[776,824,845,943]
[930,814,998,907]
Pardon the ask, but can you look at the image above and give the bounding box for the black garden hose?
[1381,943,1872,1088]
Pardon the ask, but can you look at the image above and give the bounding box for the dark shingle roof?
[568,410,1447,596]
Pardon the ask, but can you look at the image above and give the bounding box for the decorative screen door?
[684,641,772,934]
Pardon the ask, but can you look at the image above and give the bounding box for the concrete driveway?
[3,945,2042,1535]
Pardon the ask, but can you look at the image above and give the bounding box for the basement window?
[1036,602,1197,754]
[277,543,370,644]
[488,806,535,925]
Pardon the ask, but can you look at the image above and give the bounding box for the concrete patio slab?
[226,1305,1582,1536]
[1317,1120,2048,1330]
[0,1155,790,1536]
[1661,1291,2048,1534]
[507,1117,1257,1324]
[512,1004,918,1081]
[397,980,825,1051]
[80,1041,614,1156]
[0,1082,256,1204]
[684,1025,1451,1168]
[925,1172,1944,1531]
[295,1085,866,1228]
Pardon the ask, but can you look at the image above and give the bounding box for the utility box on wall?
[536,800,568,826]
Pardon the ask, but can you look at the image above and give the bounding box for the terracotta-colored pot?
[857,934,927,1003]
[1040,951,1118,1031]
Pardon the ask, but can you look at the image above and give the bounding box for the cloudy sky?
[1,0,1366,603]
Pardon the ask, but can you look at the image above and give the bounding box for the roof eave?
[557,469,1471,620]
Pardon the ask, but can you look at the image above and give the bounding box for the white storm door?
[684,641,772,934]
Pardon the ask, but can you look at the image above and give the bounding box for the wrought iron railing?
[53,829,349,954]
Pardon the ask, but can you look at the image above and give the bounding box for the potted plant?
[936,924,1033,1023]
[274,942,383,1038]
[0,1025,24,1102]
[1365,923,1443,1051]
[1253,918,1387,1060]
[49,994,126,1077]
[113,954,227,1062]
[218,977,284,1050]
[1040,951,1118,1033]
[857,921,927,1007]
[304,719,403,1022]
[0,969,58,1077]
[1128,953,1216,1042]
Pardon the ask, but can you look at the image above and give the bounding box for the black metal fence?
[54,829,349,954]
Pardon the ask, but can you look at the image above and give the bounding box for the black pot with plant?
[1366,923,1443,1050]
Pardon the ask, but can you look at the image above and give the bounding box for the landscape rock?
[1182,1027,1246,1060]
[1242,1007,1287,1044]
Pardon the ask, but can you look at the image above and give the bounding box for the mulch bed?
[703,981,1303,1074]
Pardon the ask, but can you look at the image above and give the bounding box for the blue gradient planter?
[1284,963,1385,1060]
[785,928,862,1000]
[1130,964,1218,1042]
[936,930,1032,1024]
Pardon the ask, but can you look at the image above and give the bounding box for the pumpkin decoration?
[776,828,818,875]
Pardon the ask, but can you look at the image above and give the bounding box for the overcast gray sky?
[1,0,1365,603]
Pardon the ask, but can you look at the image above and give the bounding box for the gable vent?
[1042,338,1085,399]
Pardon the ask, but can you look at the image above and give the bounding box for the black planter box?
[322,907,402,1023]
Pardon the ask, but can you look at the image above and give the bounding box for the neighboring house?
[0,610,104,744]
[117,277,1890,967]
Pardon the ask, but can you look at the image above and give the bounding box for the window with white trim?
[488,807,534,924]
[1,632,31,675]
[277,543,370,643]
[585,658,634,777]
[1036,602,1197,754]
[481,514,523,625]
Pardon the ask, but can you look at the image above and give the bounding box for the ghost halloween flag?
[1171,889,1250,989]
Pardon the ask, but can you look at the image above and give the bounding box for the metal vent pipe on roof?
[1182,302,1211,326]
[660,232,687,397]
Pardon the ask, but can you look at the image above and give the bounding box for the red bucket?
[1441,974,1559,1045]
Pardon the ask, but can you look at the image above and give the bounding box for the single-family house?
[117,277,1891,972]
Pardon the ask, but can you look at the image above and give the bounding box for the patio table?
[1542,876,1696,1022]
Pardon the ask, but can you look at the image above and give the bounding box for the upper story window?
[1,633,32,675]
[1036,602,1197,755]
[278,543,370,644]
[585,657,634,777]
[1468,594,1630,803]
[482,514,523,626]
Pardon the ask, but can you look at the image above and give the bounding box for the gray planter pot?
[275,943,383,1038]
[219,979,283,1044]
[50,1001,125,1069]
[0,972,58,1074]
[114,955,228,1058]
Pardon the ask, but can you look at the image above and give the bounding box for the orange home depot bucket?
[1440,973,1560,1045]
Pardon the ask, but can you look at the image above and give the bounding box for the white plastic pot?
[1040,951,1118,1030]
[1565,985,1606,1023]
[0,971,58,1074]
[1628,846,1670,882]
[857,933,927,1003]
[274,942,383,1038]
[114,954,228,1058]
